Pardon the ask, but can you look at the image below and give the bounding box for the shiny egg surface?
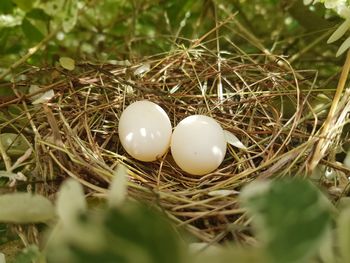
[170,115,227,175]
[118,101,172,162]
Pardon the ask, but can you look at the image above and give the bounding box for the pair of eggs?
[118,101,227,175]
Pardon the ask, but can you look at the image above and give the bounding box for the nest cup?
[5,48,317,242]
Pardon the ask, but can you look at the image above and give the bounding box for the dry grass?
[1,39,350,244]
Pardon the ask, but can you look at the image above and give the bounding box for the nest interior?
[2,45,346,243]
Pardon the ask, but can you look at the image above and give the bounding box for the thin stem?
[308,49,350,172]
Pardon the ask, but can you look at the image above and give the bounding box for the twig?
[308,49,350,172]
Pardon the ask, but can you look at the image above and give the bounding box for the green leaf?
[0,86,14,96]
[59,57,75,71]
[193,246,266,263]
[108,163,128,208]
[337,208,350,262]
[12,0,35,12]
[0,133,29,157]
[40,0,65,16]
[56,179,86,227]
[21,18,43,42]
[47,202,184,263]
[0,10,24,28]
[240,178,332,263]
[328,18,350,44]
[26,8,51,21]
[337,35,350,57]
[13,245,41,263]
[0,0,14,14]
[61,0,78,33]
[0,193,55,223]
[165,0,196,27]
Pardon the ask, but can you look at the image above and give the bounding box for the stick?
[308,49,350,172]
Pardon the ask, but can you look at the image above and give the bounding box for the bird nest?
[1,46,344,243]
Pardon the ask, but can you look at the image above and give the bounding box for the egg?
[170,115,227,175]
[118,100,172,162]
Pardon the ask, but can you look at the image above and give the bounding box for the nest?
[2,45,347,243]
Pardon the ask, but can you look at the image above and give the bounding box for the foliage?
[240,179,332,263]
[0,193,54,223]
[2,177,349,263]
[305,0,350,56]
[0,0,343,81]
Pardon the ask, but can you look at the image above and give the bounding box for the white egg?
[171,115,227,175]
[118,100,172,162]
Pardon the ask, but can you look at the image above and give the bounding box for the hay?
[1,43,347,243]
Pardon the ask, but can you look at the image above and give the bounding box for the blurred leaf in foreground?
[47,202,185,263]
[47,178,185,263]
[337,207,350,262]
[240,178,332,263]
[13,245,41,263]
[0,193,55,223]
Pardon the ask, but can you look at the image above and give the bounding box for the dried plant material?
[224,130,246,150]
[134,63,150,76]
[1,42,328,242]
[208,189,239,197]
[32,89,54,104]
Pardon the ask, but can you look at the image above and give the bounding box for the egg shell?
[118,100,172,162]
[170,115,227,175]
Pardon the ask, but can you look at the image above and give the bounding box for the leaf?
[318,229,335,263]
[12,0,35,12]
[56,179,87,227]
[61,0,78,33]
[26,8,51,21]
[224,130,247,149]
[103,203,185,263]
[0,133,29,157]
[59,57,75,71]
[43,0,65,16]
[337,208,350,262]
[134,63,151,76]
[31,89,54,104]
[21,18,43,42]
[0,0,14,14]
[327,18,350,44]
[336,35,350,57]
[28,84,41,100]
[0,193,55,223]
[343,149,350,168]
[240,178,332,263]
[108,163,128,208]
[303,0,314,4]
[47,201,185,263]
[165,0,196,27]
[13,245,41,263]
[193,246,266,263]
[208,189,239,197]
[0,12,24,28]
